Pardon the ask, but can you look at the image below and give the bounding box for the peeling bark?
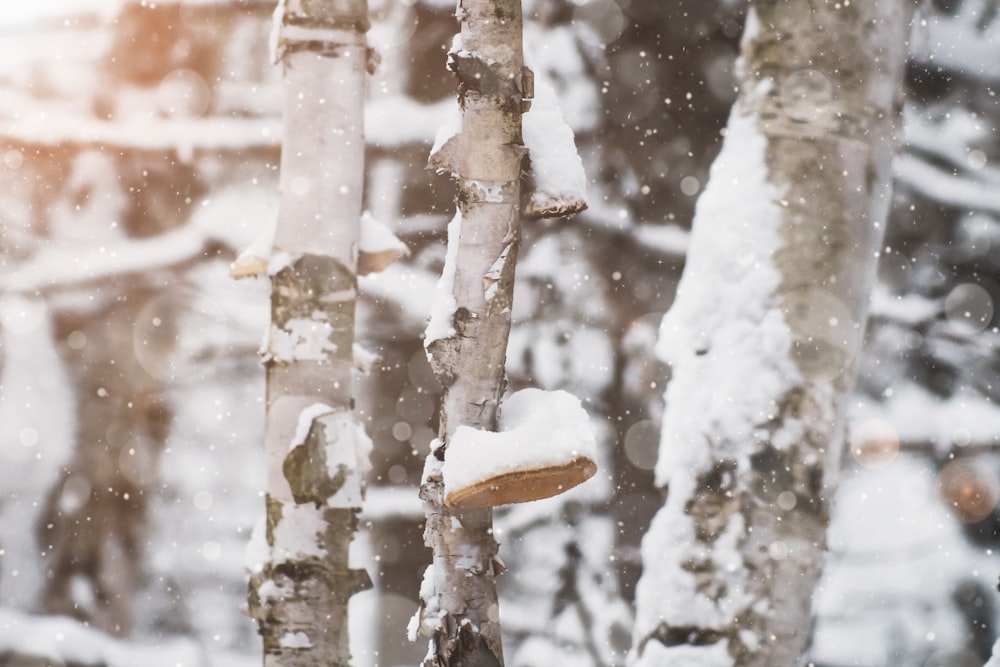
[247,2,372,666]
[631,2,913,667]
[414,1,528,666]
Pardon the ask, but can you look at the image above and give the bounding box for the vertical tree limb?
[246,2,372,666]
[631,2,913,666]
[413,1,528,666]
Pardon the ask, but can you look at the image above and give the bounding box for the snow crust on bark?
[632,1,911,664]
[652,104,796,488]
[423,210,461,346]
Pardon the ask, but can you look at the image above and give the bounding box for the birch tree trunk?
[631,2,912,666]
[245,2,372,666]
[411,1,528,665]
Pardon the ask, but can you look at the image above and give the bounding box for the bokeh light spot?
[157,68,212,118]
[849,419,899,469]
[944,282,994,333]
[623,419,659,471]
[3,149,23,170]
[572,0,627,47]
[937,458,999,524]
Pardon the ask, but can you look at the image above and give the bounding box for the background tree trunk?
[631,2,913,666]
[246,2,372,666]
[412,1,527,666]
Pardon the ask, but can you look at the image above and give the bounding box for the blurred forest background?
[0,0,998,666]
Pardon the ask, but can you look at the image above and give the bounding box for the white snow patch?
[634,101,798,651]
[268,251,294,275]
[291,403,334,450]
[0,607,206,667]
[268,317,338,363]
[522,76,588,213]
[424,210,462,346]
[523,24,600,131]
[322,414,373,508]
[633,639,733,667]
[654,104,797,484]
[441,388,596,498]
[360,211,408,255]
[271,503,328,563]
[244,516,270,575]
[851,385,1000,453]
[986,641,1000,667]
[429,97,462,160]
[279,631,313,649]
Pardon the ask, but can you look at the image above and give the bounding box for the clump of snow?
[428,98,462,159]
[441,388,596,499]
[279,631,313,649]
[360,211,408,256]
[634,98,799,656]
[321,413,373,508]
[424,210,462,347]
[291,403,334,450]
[267,318,338,363]
[633,639,733,667]
[407,565,438,641]
[523,23,600,132]
[270,503,328,563]
[522,76,588,218]
[654,103,797,483]
[268,251,294,276]
[0,607,207,667]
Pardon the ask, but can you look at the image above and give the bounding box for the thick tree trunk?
[245,2,372,666]
[412,1,527,666]
[631,2,912,667]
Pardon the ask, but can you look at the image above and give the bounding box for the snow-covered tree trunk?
[411,1,528,666]
[631,2,911,667]
[245,2,372,666]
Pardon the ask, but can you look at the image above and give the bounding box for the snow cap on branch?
[522,76,588,218]
[358,211,409,275]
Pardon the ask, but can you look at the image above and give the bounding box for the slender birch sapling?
[245,2,373,666]
[411,1,529,666]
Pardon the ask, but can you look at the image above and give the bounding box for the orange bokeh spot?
[937,458,1000,524]
[849,419,900,469]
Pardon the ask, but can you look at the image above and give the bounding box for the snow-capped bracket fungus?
[441,388,598,508]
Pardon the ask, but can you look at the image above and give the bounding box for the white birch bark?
[246,2,372,666]
[631,2,912,666]
[412,1,528,665]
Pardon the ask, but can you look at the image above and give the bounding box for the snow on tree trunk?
[412,1,528,666]
[631,2,911,666]
[245,2,373,666]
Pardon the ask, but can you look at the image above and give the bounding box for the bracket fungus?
[441,388,598,509]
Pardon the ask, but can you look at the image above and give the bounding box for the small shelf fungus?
[441,388,598,508]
